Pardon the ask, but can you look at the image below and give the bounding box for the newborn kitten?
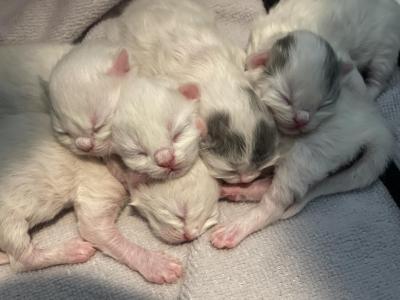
[96,0,280,184]
[49,41,201,180]
[0,43,73,115]
[247,0,400,135]
[211,70,394,249]
[112,76,202,180]
[248,31,353,135]
[48,41,128,156]
[130,159,220,244]
[0,113,182,284]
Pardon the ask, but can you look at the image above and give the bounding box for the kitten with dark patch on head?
[211,69,394,249]
[94,0,282,184]
[247,0,400,135]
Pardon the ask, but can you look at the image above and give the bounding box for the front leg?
[220,178,271,202]
[75,173,182,284]
[76,202,182,284]
[211,184,292,249]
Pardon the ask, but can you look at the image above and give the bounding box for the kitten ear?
[246,51,269,70]
[340,62,354,78]
[178,83,200,101]
[108,49,130,76]
[39,77,50,99]
[195,117,207,139]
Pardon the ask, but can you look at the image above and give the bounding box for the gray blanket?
[0,1,399,299]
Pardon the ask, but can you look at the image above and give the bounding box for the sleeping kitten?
[248,31,353,135]
[112,76,202,180]
[211,69,394,249]
[0,113,182,284]
[48,41,127,156]
[0,43,73,115]
[96,0,281,184]
[247,0,400,135]
[49,41,202,179]
[130,159,220,244]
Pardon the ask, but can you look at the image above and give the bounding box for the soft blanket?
[0,1,399,299]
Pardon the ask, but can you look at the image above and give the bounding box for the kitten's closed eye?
[278,92,291,105]
[319,99,335,109]
[54,128,69,136]
[172,132,181,142]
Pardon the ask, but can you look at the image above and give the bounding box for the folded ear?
[108,49,130,76]
[178,83,200,101]
[39,77,50,98]
[246,51,269,70]
[340,61,354,78]
[195,117,207,139]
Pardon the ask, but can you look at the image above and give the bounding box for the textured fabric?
[0,0,122,44]
[377,71,400,168]
[0,1,399,299]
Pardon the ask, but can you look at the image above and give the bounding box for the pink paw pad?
[63,238,96,264]
[220,187,243,202]
[140,251,183,284]
[210,225,242,249]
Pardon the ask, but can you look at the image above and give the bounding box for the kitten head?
[199,86,281,184]
[247,30,353,135]
[130,160,219,244]
[112,77,203,180]
[48,42,131,156]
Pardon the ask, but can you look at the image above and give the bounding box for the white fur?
[0,113,182,283]
[212,69,394,249]
[0,43,73,114]
[130,159,220,244]
[49,41,126,156]
[99,0,278,182]
[247,0,400,134]
[49,41,201,179]
[112,76,201,179]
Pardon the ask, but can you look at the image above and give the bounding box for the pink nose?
[183,232,194,241]
[75,137,94,152]
[293,111,309,129]
[154,148,175,169]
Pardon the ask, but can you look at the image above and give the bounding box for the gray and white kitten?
[95,0,281,184]
[211,69,394,249]
[0,43,73,115]
[247,0,400,135]
[0,113,182,284]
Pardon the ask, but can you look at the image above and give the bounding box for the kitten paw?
[137,251,182,284]
[210,224,244,249]
[220,186,246,202]
[62,238,96,264]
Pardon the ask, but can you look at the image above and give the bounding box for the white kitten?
[97,0,280,184]
[130,159,220,244]
[48,41,128,156]
[0,43,72,114]
[49,41,202,179]
[247,0,400,135]
[211,70,394,249]
[0,113,182,284]
[112,76,202,180]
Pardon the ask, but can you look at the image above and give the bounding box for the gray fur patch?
[245,87,267,112]
[251,119,277,166]
[265,34,296,76]
[205,112,246,159]
[322,38,341,101]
